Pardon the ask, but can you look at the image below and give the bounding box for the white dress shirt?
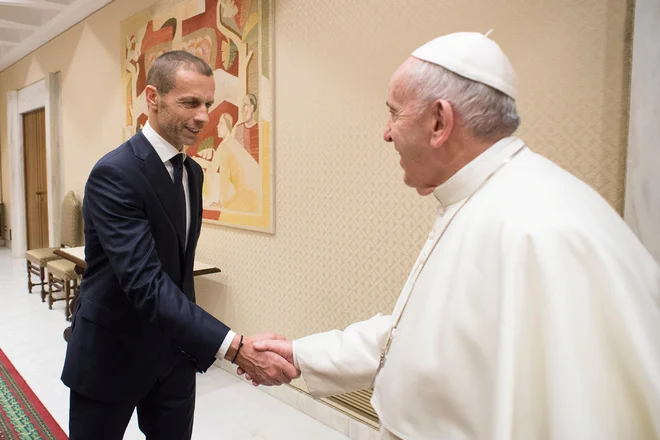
[142,121,236,360]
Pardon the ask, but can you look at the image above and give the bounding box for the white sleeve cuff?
[292,340,300,369]
[216,330,237,360]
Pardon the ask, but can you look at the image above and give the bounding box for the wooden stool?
[46,259,80,321]
[25,248,62,302]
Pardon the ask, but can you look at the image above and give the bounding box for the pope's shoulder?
[481,147,623,238]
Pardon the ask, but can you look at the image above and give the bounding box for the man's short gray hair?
[147,50,213,95]
[404,58,520,139]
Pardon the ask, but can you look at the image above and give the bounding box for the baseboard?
[213,360,380,440]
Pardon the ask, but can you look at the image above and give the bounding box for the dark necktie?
[169,154,186,242]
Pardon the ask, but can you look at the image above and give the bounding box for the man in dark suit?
[61,51,298,440]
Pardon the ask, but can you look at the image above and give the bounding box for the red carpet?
[0,348,67,439]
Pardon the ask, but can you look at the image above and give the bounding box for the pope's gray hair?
[403,57,520,140]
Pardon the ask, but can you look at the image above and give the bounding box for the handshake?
[224,333,299,387]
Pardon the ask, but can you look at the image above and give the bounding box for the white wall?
[624,0,660,263]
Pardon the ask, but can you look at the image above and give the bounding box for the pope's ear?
[430,98,453,148]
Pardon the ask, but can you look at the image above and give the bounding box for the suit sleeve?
[294,313,393,398]
[84,162,229,371]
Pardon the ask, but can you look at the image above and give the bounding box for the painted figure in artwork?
[233,93,260,163]
[194,113,260,213]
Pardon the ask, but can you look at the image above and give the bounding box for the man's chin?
[183,136,199,147]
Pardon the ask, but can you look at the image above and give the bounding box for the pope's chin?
[416,187,435,196]
[403,174,434,196]
[402,173,418,191]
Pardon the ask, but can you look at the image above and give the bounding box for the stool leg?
[27,261,33,293]
[64,281,71,321]
[40,266,46,302]
[48,273,54,309]
[70,280,79,319]
[69,278,79,321]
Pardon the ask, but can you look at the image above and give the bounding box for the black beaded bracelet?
[231,335,244,364]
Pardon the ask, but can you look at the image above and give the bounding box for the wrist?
[224,334,241,361]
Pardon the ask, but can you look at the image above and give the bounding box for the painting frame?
[121,0,275,234]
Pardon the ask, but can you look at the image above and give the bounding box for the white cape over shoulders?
[296,138,660,439]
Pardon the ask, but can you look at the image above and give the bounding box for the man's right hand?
[237,339,297,386]
[225,334,298,386]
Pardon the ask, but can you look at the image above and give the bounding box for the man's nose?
[195,107,210,125]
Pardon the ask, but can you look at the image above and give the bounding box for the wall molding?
[213,360,380,440]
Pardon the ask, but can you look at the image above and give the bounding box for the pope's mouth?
[396,150,403,165]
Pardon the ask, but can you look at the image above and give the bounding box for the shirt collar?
[142,121,186,164]
[432,136,525,207]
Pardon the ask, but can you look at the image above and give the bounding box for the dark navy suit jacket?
[61,131,229,403]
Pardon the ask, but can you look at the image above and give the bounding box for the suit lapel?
[132,132,186,252]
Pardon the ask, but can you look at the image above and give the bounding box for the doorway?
[22,108,48,250]
[8,73,63,257]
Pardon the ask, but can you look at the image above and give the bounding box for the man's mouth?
[186,127,200,134]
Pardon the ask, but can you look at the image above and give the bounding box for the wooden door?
[23,108,49,250]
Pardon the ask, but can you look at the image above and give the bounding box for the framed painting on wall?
[121,0,274,233]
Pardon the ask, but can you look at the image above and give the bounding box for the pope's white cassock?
[293,135,660,439]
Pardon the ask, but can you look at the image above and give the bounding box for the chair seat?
[26,248,62,265]
[47,259,78,280]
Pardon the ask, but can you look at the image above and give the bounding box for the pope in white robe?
[250,32,660,439]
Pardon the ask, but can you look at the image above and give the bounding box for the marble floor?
[0,247,349,440]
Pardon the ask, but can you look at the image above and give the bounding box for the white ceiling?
[0,0,113,73]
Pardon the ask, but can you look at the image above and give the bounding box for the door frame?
[7,73,63,257]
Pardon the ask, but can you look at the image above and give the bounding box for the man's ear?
[430,98,453,149]
[145,85,159,111]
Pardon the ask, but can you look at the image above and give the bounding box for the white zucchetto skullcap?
[411,31,517,99]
